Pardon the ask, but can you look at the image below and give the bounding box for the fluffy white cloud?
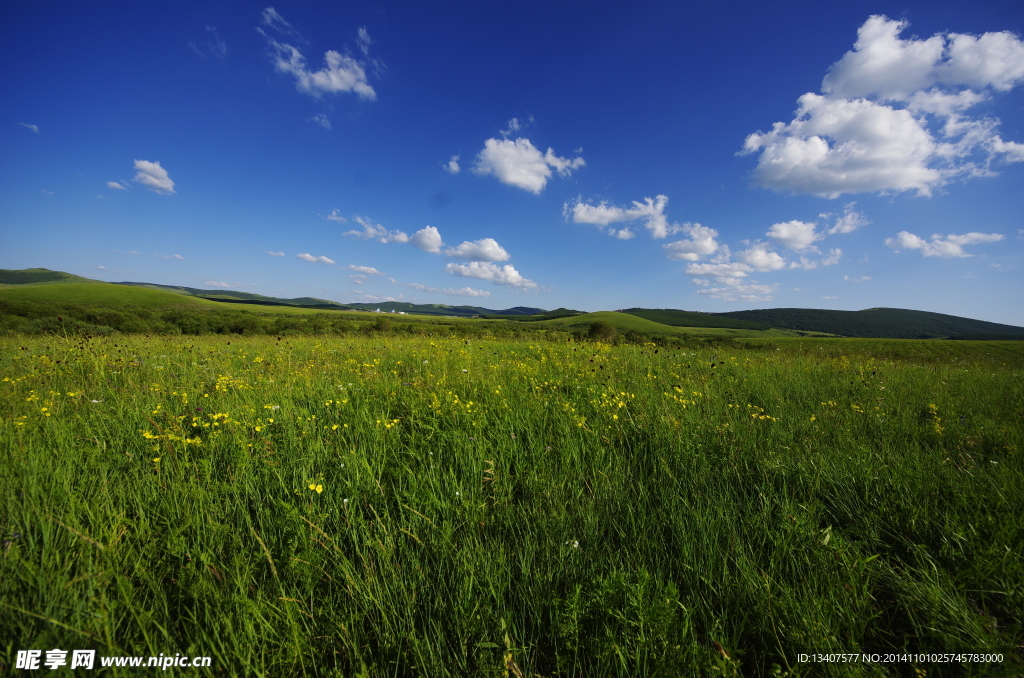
[743,15,1024,197]
[767,220,823,251]
[347,265,383,275]
[827,203,870,234]
[411,226,443,253]
[737,245,787,271]
[444,155,460,174]
[844,275,872,281]
[297,253,335,264]
[267,251,285,256]
[473,138,584,194]
[445,261,537,288]
[500,117,523,137]
[310,113,331,129]
[260,10,375,101]
[106,181,127,190]
[567,195,671,238]
[444,238,510,261]
[663,223,720,260]
[133,160,175,194]
[609,228,635,240]
[344,217,409,243]
[19,123,39,134]
[885,230,1004,257]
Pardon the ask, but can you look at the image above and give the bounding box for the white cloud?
[828,202,871,234]
[445,261,537,288]
[267,251,285,256]
[297,253,336,264]
[444,238,510,261]
[41,189,54,196]
[411,226,443,253]
[95,265,110,271]
[357,27,372,56]
[695,283,779,302]
[344,217,409,243]
[473,138,584,193]
[444,155,461,174]
[205,281,240,288]
[133,160,175,194]
[347,265,383,275]
[260,10,375,101]
[844,275,872,281]
[350,275,368,285]
[311,113,331,129]
[19,123,39,134]
[821,248,843,266]
[106,181,127,190]
[663,223,720,260]
[324,208,346,223]
[567,194,671,238]
[737,245,787,271]
[406,282,491,297]
[157,254,185,260]
[742,15,1024,197]
[609,228,635,240]
[767,220,823,251]
[885,230,1004,257]
[500,117,524,137]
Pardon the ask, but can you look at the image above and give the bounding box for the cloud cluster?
[133,160,175,194]
[445,262,537,288]
[443,238,510,261]
[885,230,1003,257]
[259,8,376,101]
[297,253,335,264]
[344,217,409,243]
[473,137,584,193]
[742,15,1024,197]
[567,195,672,238]
[411,226,443,253]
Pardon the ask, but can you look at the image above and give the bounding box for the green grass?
[1,335,1022,676]
[540,311,819,337]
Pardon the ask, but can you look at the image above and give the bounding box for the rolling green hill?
[341,302,548,316]
[0,268,103,286]
[619,308,768,330]
[112,281,351,308]
[715,307,1024,339]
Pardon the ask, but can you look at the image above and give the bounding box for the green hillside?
[113,281,349,308]
[342,302,548,316]
[0,268,102,286]
[620,308,768,330]
[716,307,1024,339]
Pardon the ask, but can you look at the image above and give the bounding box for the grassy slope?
[537,311,810,337]
[718,307,1024,338]
[0,282,341,316]
[619,308,768,330]
[0,268,103,286]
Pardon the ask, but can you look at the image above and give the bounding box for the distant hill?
[0,268,102,286]
[620,308,768,330]
[112,281,351,308]
[714,308,1024,339]
[342,301,548,317]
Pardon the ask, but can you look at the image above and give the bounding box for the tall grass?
[1,335,1022,676]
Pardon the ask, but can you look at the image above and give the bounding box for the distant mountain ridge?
[713,307,1024,339]
[2,270,1022,338]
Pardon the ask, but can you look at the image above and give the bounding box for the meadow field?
[1,334,1022,676]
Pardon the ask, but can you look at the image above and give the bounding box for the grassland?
[1,334,1021,676]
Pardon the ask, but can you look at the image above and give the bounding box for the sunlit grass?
[1,335,1022,676]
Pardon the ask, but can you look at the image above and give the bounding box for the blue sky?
[3,1,1023,325]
